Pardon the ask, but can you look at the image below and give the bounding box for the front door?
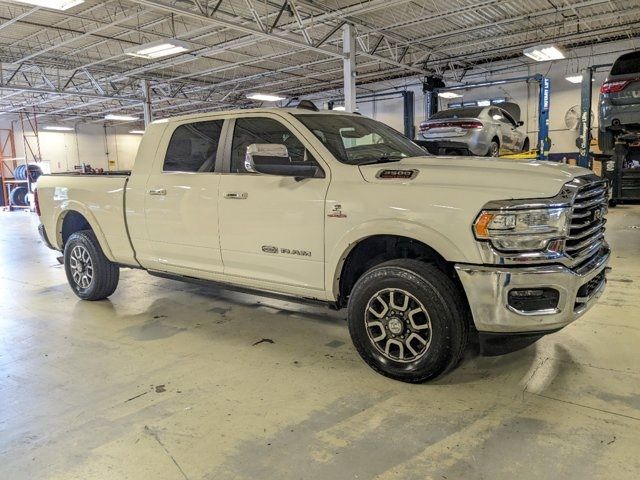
[143,119,224,275]
[218,115,328,293]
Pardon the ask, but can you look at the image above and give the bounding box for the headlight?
[473,207,570,251]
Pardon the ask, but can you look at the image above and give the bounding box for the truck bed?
[36,174,137,266]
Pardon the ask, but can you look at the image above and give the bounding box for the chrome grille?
[566,179,608,265]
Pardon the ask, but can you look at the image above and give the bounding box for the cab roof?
[151,107,358,126]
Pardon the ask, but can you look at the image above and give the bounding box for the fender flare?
[325,219,470,300]
[54,201,117,262]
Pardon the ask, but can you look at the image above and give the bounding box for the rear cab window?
[163,120,224,172]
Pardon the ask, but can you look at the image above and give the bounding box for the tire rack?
[0,127,33,211]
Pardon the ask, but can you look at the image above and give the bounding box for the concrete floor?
[1,207,639,480]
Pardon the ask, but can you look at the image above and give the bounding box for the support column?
[342,23,356,113]
[577,67,593,167]
[141,79,153,126]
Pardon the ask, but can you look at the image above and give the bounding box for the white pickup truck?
[36,106,610,382]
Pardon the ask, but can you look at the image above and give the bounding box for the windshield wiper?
[357,155,404,165]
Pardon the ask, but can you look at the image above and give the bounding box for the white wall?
[0,117,142,174]
[319,37,640,156]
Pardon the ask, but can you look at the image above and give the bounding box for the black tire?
[522,138,530,152]
[64,230,119,300]
[9,186,28,206]
[486,140,500,157]
[347,259,469,383]
[598,129,615,154]
[27,164,42,182]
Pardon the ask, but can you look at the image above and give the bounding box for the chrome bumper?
[455,247,610,333]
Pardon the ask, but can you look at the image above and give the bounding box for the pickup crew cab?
[36,107,610,383]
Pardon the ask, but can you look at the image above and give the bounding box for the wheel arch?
[328,222,470,307]
[55,204,116,261]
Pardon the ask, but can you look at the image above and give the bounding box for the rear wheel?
[347,259,469,383]
[64,230,119,300]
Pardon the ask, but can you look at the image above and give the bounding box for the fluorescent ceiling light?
[43,125,74,131]
[246,93,286,102]
[332,106,346,111]
[438,91,462,99]
[11,0,84,10]
[129,130,145,134]
[126,39,191,59]
[565,75,583,84]
[477,100,491,107]
[105,114,138,121]
[523,44,565,62]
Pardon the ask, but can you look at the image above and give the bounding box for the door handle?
[148,188,166,196]
[224,192,248,199]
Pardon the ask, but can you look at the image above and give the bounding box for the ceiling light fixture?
[43,125,74,131]
[438,91,463,99]
[332,106,346,111]
[129,130,145,134]
[565,75,584,84]
[125,39,191,59]
[105,114,138,121]
[246,93,286,102]
[11,0,84,10]
[523,44,565,62]
[476,100,491,107]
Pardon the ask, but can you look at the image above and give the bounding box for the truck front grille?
[566,180,608,267]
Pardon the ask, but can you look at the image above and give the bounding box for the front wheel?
[64,230,119,300]
[486,141,500,157]
[347,259,469,383]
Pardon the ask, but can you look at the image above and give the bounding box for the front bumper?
[454,247,610,334]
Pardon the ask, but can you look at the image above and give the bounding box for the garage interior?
[1,1,640,479]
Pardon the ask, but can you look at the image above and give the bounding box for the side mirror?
[245,143,319,179]
[517,121,524,127]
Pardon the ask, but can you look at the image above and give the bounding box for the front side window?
[230,117,318,173]
[295,114,426,165]
[163,120,223,172]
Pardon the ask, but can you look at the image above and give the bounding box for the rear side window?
[611,51,640,75]
[163,120,223,172]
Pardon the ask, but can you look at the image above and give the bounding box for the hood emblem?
[376,169,419,180]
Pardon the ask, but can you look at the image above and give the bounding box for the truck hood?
[358,156,591,200]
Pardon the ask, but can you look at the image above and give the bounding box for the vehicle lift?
[425,74,552,160]
[578,65,640,205]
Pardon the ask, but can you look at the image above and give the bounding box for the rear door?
[143,118,225,274]
[218,114,329,293]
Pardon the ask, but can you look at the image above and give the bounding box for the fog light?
[508,288,560,313]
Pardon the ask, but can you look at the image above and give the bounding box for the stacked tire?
[14,164,43,182]
[9,187,28,206]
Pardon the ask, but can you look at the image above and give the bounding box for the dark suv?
[598,50,640,154]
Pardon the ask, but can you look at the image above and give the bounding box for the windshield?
[429,107,484,120]
[295,114,428,165]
